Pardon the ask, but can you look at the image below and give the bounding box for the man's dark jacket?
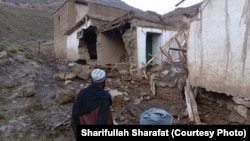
[71,83,113,139]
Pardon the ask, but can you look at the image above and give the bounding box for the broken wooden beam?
[184,79,201,124]
[184,85,195,122]
[150,74,156,98]
[142,69,148,80]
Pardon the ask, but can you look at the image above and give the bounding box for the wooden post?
[185,84,195,122]
[185,79,201,124]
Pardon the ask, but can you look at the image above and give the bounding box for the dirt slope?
[0,42,246,140]
[0,4,53,45]
[0,1,249,141]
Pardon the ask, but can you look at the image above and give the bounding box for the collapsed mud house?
[100,3,202,75]
[53,0,141,62]
[188,0,250,122]
[100,11,184,75]
[51,0,250,124]
[54,0,202,75]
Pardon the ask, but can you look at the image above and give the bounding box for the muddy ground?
[0,42,249,141]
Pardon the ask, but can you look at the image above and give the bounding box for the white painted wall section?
[66,18,91,61]
[152,34,162,64]
[188,0,250,99]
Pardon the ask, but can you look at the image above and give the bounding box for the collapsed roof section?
[62,0,143,35]
[100,10,164,34]
[162,2,202,29]
[101,2,202,34]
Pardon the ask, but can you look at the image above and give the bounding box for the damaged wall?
[98,33,128,65]
[68,1,88,30]
[64,3,131,62]
[54,0,88,60]
[100,10,191,75]
[75,3,89,23]
[54,1,70,60]
[188,0,250,99]
[88,2,128,19]
[54,0,129,61]
[66,19,92,61]
[122,28,138,73]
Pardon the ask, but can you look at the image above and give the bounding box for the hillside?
[0,0,142,45]
[0,0,64,13]
[0,4,54,45]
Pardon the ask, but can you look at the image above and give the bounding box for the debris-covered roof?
[101,10,164,32]
[162,2,202,28]
[62,0,143,35]
[163,2,202,18]
[64,0,202,35]
[101,2,202,32]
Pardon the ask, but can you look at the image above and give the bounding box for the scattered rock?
[22,83,36,97]
[119,70,129,75]
[64,72,77,80]
[0,51,8,58]
[109,89,124,108]
[77,71,90,80]
[227,111,246,124]
[124,96,130,101]
[234,105,248,120]
[53,72,76,81]
[14,54,27,63]
[158,81,176,88]
[133,98,142,105]
[8,92,22,100]
[2,79,18,88]
[64,80,71,85]
[53,72,66,81]
[233,97,250,108]
[71,65,91,80]
[55,89,75,105]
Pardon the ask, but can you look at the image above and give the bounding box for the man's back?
[71,68,113,140]
[72,83,113,124]
[78,106,113,125]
